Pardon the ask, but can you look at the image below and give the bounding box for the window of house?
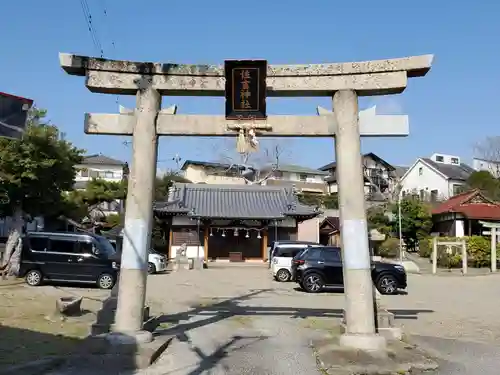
[453,184,465,195]
[80,168,89,177]
[435,155,444,162]
[299,174,308,182]
[450,158,459,165]
[430,189,438,202]
[105,171,114,178]
[90,170,99,178]
[419,189,425,200]
[418,167,423,176]
[273,171,283,178]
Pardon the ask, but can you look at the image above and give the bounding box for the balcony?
[265,179,328,194]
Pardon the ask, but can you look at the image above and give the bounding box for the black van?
[19,232,120,289]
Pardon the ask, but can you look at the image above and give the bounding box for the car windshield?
[94,235,117,258]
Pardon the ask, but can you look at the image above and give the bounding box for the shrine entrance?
[60,52,433,352]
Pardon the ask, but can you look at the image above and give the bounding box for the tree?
[63,178,128,227]
[297,192,338,209]
[0,108,84,276]
[474,136,500,177]
[367,205,393,235]
[154,171,192,201]
[466,171,500,200]
[215,137,292,185]
[391,197,432,251]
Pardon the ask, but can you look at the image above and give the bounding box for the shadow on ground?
[292,286,408,295]
[146,289,434,374]
[0,325,138,375]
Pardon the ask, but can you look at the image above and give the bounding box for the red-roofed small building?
[431,189,500,237]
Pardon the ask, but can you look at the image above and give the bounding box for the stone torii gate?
[60,53,433,353]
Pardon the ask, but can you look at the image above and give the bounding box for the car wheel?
[97,273,115,290]
[25,270,43,286]
[276,269,291,282]
[302,273,324,293]
[376,274,398,295]
[147,262,156,275]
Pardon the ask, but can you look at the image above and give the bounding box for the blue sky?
[2,0,499,171]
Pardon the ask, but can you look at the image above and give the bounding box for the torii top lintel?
[59,53,433,97]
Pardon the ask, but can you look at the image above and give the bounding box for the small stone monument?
[173,243,190,271]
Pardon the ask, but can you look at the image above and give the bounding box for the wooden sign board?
[224,60,267,120]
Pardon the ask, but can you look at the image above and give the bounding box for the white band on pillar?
[341,219,371,270]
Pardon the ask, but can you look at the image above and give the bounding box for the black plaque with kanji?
[225,60,267,120]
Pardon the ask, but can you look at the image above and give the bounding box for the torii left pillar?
[113,87,161,342]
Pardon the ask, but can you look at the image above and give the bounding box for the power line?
[99,0,119,105]
[79,0,104,57]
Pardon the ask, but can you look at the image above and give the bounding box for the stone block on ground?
[56,296,83,316]
[312,336,438,375]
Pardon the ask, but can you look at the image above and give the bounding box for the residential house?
[399,153,475,202]
[319,216,341,246]
[319,153,397,200]
[74,154,127,216]
[260,164,329,194]
[154,183,319,262]
[472,158,500,178]
[180,160,251,185]
[432,189,500,237]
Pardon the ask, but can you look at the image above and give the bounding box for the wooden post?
[432,237,438,274]
[461,240,467,275]
[491,227,497,273]
[168,228,173,260]
[261,229,268,262]
[204,226,209,263]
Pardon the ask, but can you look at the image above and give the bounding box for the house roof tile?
[432,189,500,220]
[262,164,329,175]
[154,183,320,220]
[422,158,475,181]
[82,154,125,166]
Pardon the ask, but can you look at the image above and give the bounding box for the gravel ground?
[137,263,500,374]
[5,263,499,374]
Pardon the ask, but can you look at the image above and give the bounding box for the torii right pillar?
[334,89,388,351]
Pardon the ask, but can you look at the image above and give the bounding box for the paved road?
[411,335,500,375]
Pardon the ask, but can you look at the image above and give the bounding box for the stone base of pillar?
[339,333,387,355]
[105,330,153,345]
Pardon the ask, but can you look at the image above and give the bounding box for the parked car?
[269,240,322,282]
[291,246,407,295]
[19,232,120,289]
[147,249,168,274]
[107,239,167,275]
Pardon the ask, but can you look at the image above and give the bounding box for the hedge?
[377,237,400,258]
[418,236,500,268]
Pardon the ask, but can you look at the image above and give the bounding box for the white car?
[270,241,321,282]
[148,250,168,274]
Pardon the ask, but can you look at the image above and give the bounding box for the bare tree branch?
[473,136,500,177]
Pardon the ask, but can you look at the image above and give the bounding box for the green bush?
[418,237,432,258]
[424,235,500,268]
[377,237,400,258]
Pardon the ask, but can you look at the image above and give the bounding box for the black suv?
[291,246,407,295]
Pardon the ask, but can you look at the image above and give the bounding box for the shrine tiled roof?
[432,189,500,220]
[154,183,320,220]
